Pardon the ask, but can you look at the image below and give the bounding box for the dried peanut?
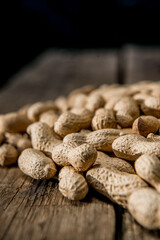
[27,122,62,157]
[114,96,140,128]
[59,166,89,200]
[86,92,105,112]
[132,115,159,137]
[128,188,160,229]
[18,148,57,179]
[92,108,117,130]
[39,110,59,128]
[135,153,160,192]
[54,108,93,137]
[86,166,147,207]
[112,134,160,161]
[0,144,18,166]
[55,96,68,112]
[52,143,97,171]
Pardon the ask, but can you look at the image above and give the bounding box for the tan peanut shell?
[68,93,87,109]
[132,115,159,137]
[147,133,160,141]
[52,143,97,171]
[86,166,147,207]
[94,151,135,174]
[55,96,68,112]
[135,153,160,192]
[54,108,93,137]
[128,188,160,229]
[92,108,117,130]
[18,148,57,179]
[63,129,128,152]
[59,166,89,200]
[39,110,59,128]
[27,122,62,157]
[114,96,140,128]
[27,101,58,122]
[0,144,18,166]
[86,93,105,112]
[18,104,32,116]
[5,133,32,153]
[0,112,31,133]
[112,134,160,161]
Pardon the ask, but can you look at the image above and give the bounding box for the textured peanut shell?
[59,166,89,200]
[86,93,105,112]
[0,113,31,133]
[92,108,117,130]
[54,108,92,137]
[86,166,147,207]
[112,134,160,161]
[52,143,97,171]
[0,144,18,166]
[18,148,57,179]
[147,133,160,141]
[141,96,160,118]
[114,96,140,128]
[27,122,62,157]
[39,110,59,128]
[64,129,128,152]
[132,115,159,137]
[94,151,135,174]
[55,96,68,112]
[27,101,58,122]
[135,153,160,192]
[128,188,160,229]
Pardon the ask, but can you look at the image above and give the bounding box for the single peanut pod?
[0,144,18,166]
[54,108,93,137]
[27,101,58,122]
[18,148,57,179]
[64,129,128,152]
[114,96,140,128]
[52,143,97,171]
[59,166,89,200]
[141,96,160,118]
[132,115,159,137]
[0,112,31,133]
[92,108,117,130]
[94,151,135,174]
[128,188,160,229]
[86,166,147,207]
[104,96,122,110]
[135,154,160,192]
[5,133,32,153]
[27,122,62,157]
[112,134,160,161]
[86,93,105,112]
[68,93,87,108]
[55,96,68,112]
[39,110,59,128]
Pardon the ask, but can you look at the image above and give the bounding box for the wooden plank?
[122,45,160,84]
[0,49,118,113]
[0,167,115,240]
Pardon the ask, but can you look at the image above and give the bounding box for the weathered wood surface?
[0,46,160,240]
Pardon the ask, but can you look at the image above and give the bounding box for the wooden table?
[0,45,160,240]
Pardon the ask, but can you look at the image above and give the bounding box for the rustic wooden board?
[122,45,160,84]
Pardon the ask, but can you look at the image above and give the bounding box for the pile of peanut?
[0,81,160,230]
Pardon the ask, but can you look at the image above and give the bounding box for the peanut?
[114,96,140,128]
[112,134,160,161]
[85,92,105,112]
[92,108,117,130]
[18,148,57,179]
[5,133,32,153]
[0,112,31,133]
[59,166,89,200]
[55,96,68,112]
[135,153,160,192]
[132,115,159,137]
[39,110,59,128]
[54,108,93,137]
[0,144,18,166]
[128,188,160,229]
[86,166,147,207]
[63,129,128,152]
[94,151,135,174]
[27,101,59,122]
[27,122,62,157]
[52,143,97,171]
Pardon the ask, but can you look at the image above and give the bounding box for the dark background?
[2,0,160,87]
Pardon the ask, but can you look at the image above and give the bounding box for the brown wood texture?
[0,47,160,240]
